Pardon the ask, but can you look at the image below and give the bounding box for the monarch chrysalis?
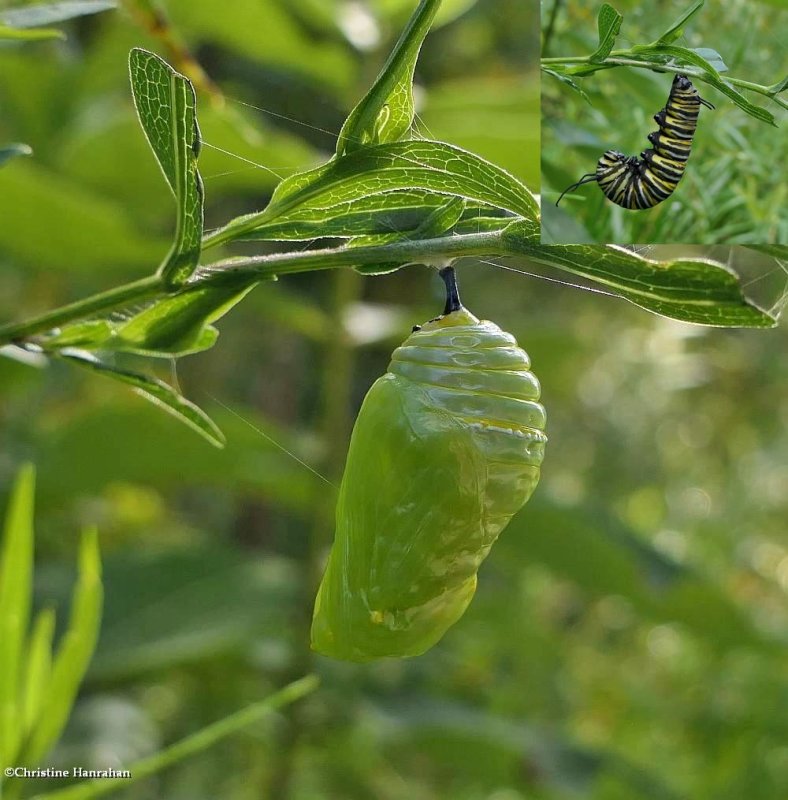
[556,74,714,210]
[311,268,547,662]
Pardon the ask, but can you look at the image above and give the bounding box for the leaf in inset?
[589,3,623,63]
[59,349,225,447]
[542,68,592,103]
[129,48,204,286]
[654,0,705,45]
[336,0,441,155]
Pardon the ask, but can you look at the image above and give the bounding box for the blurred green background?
[541,0,787,244]
[2,2,788,799]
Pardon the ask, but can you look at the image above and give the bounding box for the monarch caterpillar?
[556,74,714,210]
[311,268,547,662]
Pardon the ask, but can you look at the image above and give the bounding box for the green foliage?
[0,0,778,444]
[542,0,787,243]
[0,466,102,782]
[0,3,786,798]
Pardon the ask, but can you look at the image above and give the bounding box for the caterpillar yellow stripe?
[556,74,714,210]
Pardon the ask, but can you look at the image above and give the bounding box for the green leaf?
[129,48,204,287]
[629,43,721,79]
[503,224,778,328]
[208,140,538,246]
[336,0,441,155]
[59,349,226,447]
[44,282,259,357]
[0,23,62,40]
[0,464,35,768]
[767,75,788,94]
[589,3,623,63]
[691,47,728,73]
[542,67,592,102]
[22,608,55,738]
[241,189,469,242]
[619,45,776,125]
[0,1,116,28]
[0,143,32,168]
[654,0,705,45]
[23,528,102,764]
[30,675,320,800]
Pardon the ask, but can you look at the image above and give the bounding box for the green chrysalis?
[311,268,547,661]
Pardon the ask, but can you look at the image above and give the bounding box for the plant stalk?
[0,231,508,347]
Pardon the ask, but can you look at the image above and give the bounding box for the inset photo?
[540,0,787,244]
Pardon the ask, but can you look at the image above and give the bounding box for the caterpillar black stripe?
[556,74,714,210]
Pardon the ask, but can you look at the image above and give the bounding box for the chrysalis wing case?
[311,268,547,661]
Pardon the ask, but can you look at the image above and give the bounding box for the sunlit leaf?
[208,140,538,246]
[129,48,204,286]
[336,0,441,155]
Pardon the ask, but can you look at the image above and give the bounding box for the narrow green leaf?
[129,48,204,287]
[336,0,441,155]
[22,608,55,737]
[0,464,36,768]
[0,1,116,28]
[655,0,705,45]
[0,143,32,168]
[208,140,538,246]
[23,528,102,764]
[504,223,778,328]
[542,67,592,102]
[30,675,320,800]
[59,349,226,447]
[699,74,776,126]
[768,75,788,94]
[589,3,623,63]
[0,23,62,40]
